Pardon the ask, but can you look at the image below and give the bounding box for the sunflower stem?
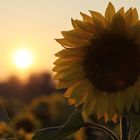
[120,116,130,140]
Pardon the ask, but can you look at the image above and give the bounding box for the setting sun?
[13,48,33,69]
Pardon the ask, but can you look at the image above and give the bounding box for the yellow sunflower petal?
[64,83,78,97]
[57,37,90,48]
[135,79,140,98]
[57,77,82,89]
[124,8,139,26]
[68,98,76,105]
[104,112,109,123]
[54,57,82,66]
[96,93,109,118]
[117,7,124,16]
[58,72,85,89]
[124,87,135,111]
[105,2,115,24]
[75,90,91,106]
[63,37,90,47]
[56,76,82,85]
[111,114,118,123]
[107,94,116,120]
[90,11,107,27]
[61,69,85,81]
[64,80,85,98]
[71,18,77,28]
[53,65,68,72]
[111,14,125,34]
[54,64,84,80]
[55,48,86,58]
[71,19,95,34]
[61,30,93,40]
[132,8,139,25]
[56,38,78,48]
[133,97,139,112]
[70,80,90,99]
[54,63,81,71]
[124,8,133,27]
[85,89,99,116]
[82,111,88,122]
[115,91,125,113]
[54,63,85,88]
[80,12,93,23]
[53,63,82,72]
[80,85,93,110]
[86,98,97,116]
[124,86,135,111]
[56,81,68,89]
[82,85,95,111]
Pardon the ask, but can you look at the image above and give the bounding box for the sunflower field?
[0,2,140,140]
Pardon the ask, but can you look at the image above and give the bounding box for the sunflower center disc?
[83,33,140,93]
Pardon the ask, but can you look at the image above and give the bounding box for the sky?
[0,0,140,81]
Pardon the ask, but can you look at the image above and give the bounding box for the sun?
[13,48,33,69]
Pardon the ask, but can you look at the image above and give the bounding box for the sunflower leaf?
[0,106,10,123]
[32,109,84,140]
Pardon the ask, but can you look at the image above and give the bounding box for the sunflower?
[53,2,140,122]
[12,113,40,133]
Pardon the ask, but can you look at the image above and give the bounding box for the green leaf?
[32,109,84,140]
[0,105,10,123]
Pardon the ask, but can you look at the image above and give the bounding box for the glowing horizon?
[0,0,139,81]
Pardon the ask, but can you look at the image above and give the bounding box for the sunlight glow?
[13,48,33,69]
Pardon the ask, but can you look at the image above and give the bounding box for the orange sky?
[0,0,140,81]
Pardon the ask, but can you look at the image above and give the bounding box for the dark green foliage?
[32,109,84,140]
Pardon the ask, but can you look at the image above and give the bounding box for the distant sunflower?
[12,113,40,133]
[53,2,140,122]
